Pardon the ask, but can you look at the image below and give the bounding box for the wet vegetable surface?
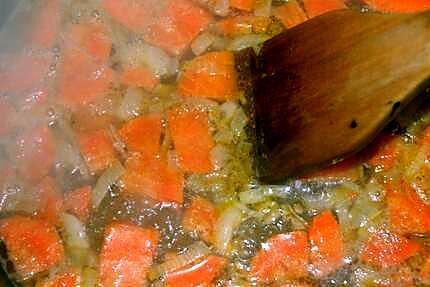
[0,0,430,286]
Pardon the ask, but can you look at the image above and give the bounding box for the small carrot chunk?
[64,186,92,223]
[118,114,162,157]
[385,180,430,235]
[178,51,237,101]
[363,0,430,13]
[0,99,16,136]
[27,0,61,49]
[216,16,271,37]
[367,133,402,173]
[309,210,344,278]
[182,197,218,242]
[360,231,421,268]
[64,22,112,62]
[14,127,56,183]
[58,49,113,108]
[121,154,184,203]
[251,232,310,283]
[168,107,215,173]
[0,54,50,94]
[230,0,254,11]
[42,271,79,287]
[144,0,212,55]
[0,216,64,279]
[121,67,160,91]
[78,129,116,173]
[35,177,64,227]
[99,223,159,287]
[102,0,158,32]
[165,256,227,287]
[303,0,346,18]
[273,1,309,28]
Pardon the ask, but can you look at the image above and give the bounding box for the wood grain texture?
[254,10,430,182]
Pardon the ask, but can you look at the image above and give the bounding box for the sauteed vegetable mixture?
[0,0,430,286]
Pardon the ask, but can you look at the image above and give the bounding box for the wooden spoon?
[252,9,430,183]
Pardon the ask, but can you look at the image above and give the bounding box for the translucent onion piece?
[116,88,144,121]
[92,160,125,208]
[214,0,230,16]
[191,32,216,56]
[214,205,243,254]
[62,213,89,250]
[254,0,272,16]
[148,241,211,281]
[141,44,178,76]
[227,34,270,52]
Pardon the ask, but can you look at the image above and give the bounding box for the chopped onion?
[62,213,90,250]
[92,160,125,208]
[191,32,216,56]
[108,125,127,160]
[230,108,248,138]
[141,44,178,76]
[148,241,211,281]
[214,0,230,16]
[116,88,144,121]
[210,144,228,170]
[227,34,270,52]
[254,0,272,17]
[239,189,266,204]
[220,101,238,119]
[81,268,98,287]
[62,213,90,266]
[214,205,243,254]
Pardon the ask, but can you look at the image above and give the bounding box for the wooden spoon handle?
[254,10,430,182]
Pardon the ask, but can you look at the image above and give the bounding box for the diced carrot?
[72,109,118,134]
[309,210,344,278]
[362,0,430,13]
[64,186,92,223]
[165,256,227,287]
[102,0,158,32]
[182,197,218,242]
[216,16,271,37]
[99,223,159,287]
[27,0,61,49]
[168,107,215,173]
[64,22,112,62]
[0,54,50,93]
[385,180,430,235]
[14,126,56,183]
[251,232,310,283]
[121,67,160,91]
[273,1,309,28]
[118,114,162,158]
[120,154,184,204]
[144,0,212,55]
[42,271,79,287]
[57,48,113,108]
[78,129,116,173]
[422,126,430,146]
[230,0,255,11]
[0,99,16,136]
[360,230,421,268]
[17,86,50,112]
[0,216,64,279]
[177,51,238,101]
[303,0,346,18]
[367,133,402,173]
[35,177,64,227]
